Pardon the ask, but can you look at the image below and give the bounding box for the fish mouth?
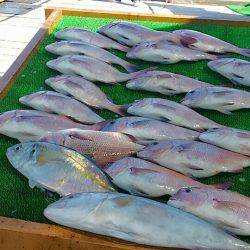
[46,60,57,70]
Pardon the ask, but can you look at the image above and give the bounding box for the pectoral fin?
[130,167,159,176]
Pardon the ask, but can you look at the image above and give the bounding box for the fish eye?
[31,148,36,155]
[185,188,192,193]
[16,146,20,151]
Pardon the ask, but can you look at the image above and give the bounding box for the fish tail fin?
[118,45,130,52]
[123,62,141,73]
[237,48,250,58]
[209,181,233,190]
[91,120,112,130]
[128,67,158,80]
[108,104,130,116]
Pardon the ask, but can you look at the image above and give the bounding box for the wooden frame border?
[0,6,249,249]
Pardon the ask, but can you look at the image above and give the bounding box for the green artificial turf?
[0,15,250,240]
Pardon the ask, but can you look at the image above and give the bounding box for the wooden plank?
[45,7,250,27]
[0,216,169,250]
[0,9,62,99]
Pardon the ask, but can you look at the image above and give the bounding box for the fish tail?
[117,44,130,52]
[208,181,233,190]
[122,62,141,73]
[108,104,129,116]
[237,48,250,58]
[91,120,111,130]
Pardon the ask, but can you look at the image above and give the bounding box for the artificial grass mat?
[0,15,250,241]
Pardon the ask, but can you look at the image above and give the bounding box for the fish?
[19,91,104,124]
[55,27,129,52]
[39,129,144,166]
[168,187,250,235]
[45,41,139,73]
[45,75,126,116]
[126,70,213,95]
[208,58,250,86]
[6,142,115,196]
[137,139,250,178]
[127,98,224,131]
[103,157,232,197]
[0,110,101,142]
[44,192,250,249]
[46,55,152,84]
[98,21,194,47]
[101,116,200,145]
[181,86,250,114]
[173,29,250,57]
[199,127,250,156]
[126,41,219,64]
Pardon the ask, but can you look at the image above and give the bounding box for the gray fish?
[101,116,200,145]
[44,192,250,249]
[208,58,250,86]
[169,187,250,235]
[126,70,213,95]
[137,139,250,178]
[19,91,104,124]
[104,157,231,197]
[173,29,250,57]
[0,110,101,142]
[126,41,219,64]
[181,86,250,114]
[199,127,250,156]
[39,129,144,166]
[45,75,126,116]
[98,21,194,47]
[127,98,223,131]
[46,55,151,84]
[55,27,129,52]
[6,142,115,196]
[45,41,139,73]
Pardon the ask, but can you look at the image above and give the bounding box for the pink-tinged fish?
[104,157,232,197]
[181,87,250,114]
[39,129,144,166]
[45,41,139,73]
[126,70,213,95]
[0,110,102,142]
[208,58,250,87]
[45,75,126,116]
[127,98,224,131]
[169,187,250,235]
[19,91,104,124]
[137,139,250,178]
[46,55,152,84]
[55,27,129,52]
[101,116,200,145]
[126,41,219,64]
[173,29,250,57]
[199,127,250,156]
[98,21,194,47]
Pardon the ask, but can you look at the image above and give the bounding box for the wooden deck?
[0,0,249,78]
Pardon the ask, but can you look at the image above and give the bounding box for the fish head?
[6,142,41,173]
[19,91,45,106]
[0,111,16,129]
[181,88,207,107]
[39,131,66,145]
[44,192,109,224]
[45,41,65,54]
[103,157,131,179]
[126,76,152,89]
[126,42,156,59]
[54,27,75,40]
[98,22,120,35]
[100,119,120,132]
[199,128,227,143]
[45,75,70,87]
[208,58,235,72]
[137,141,167,160]
[127,99,149,115]
[168,187,209,210]
[46,56,72,71]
